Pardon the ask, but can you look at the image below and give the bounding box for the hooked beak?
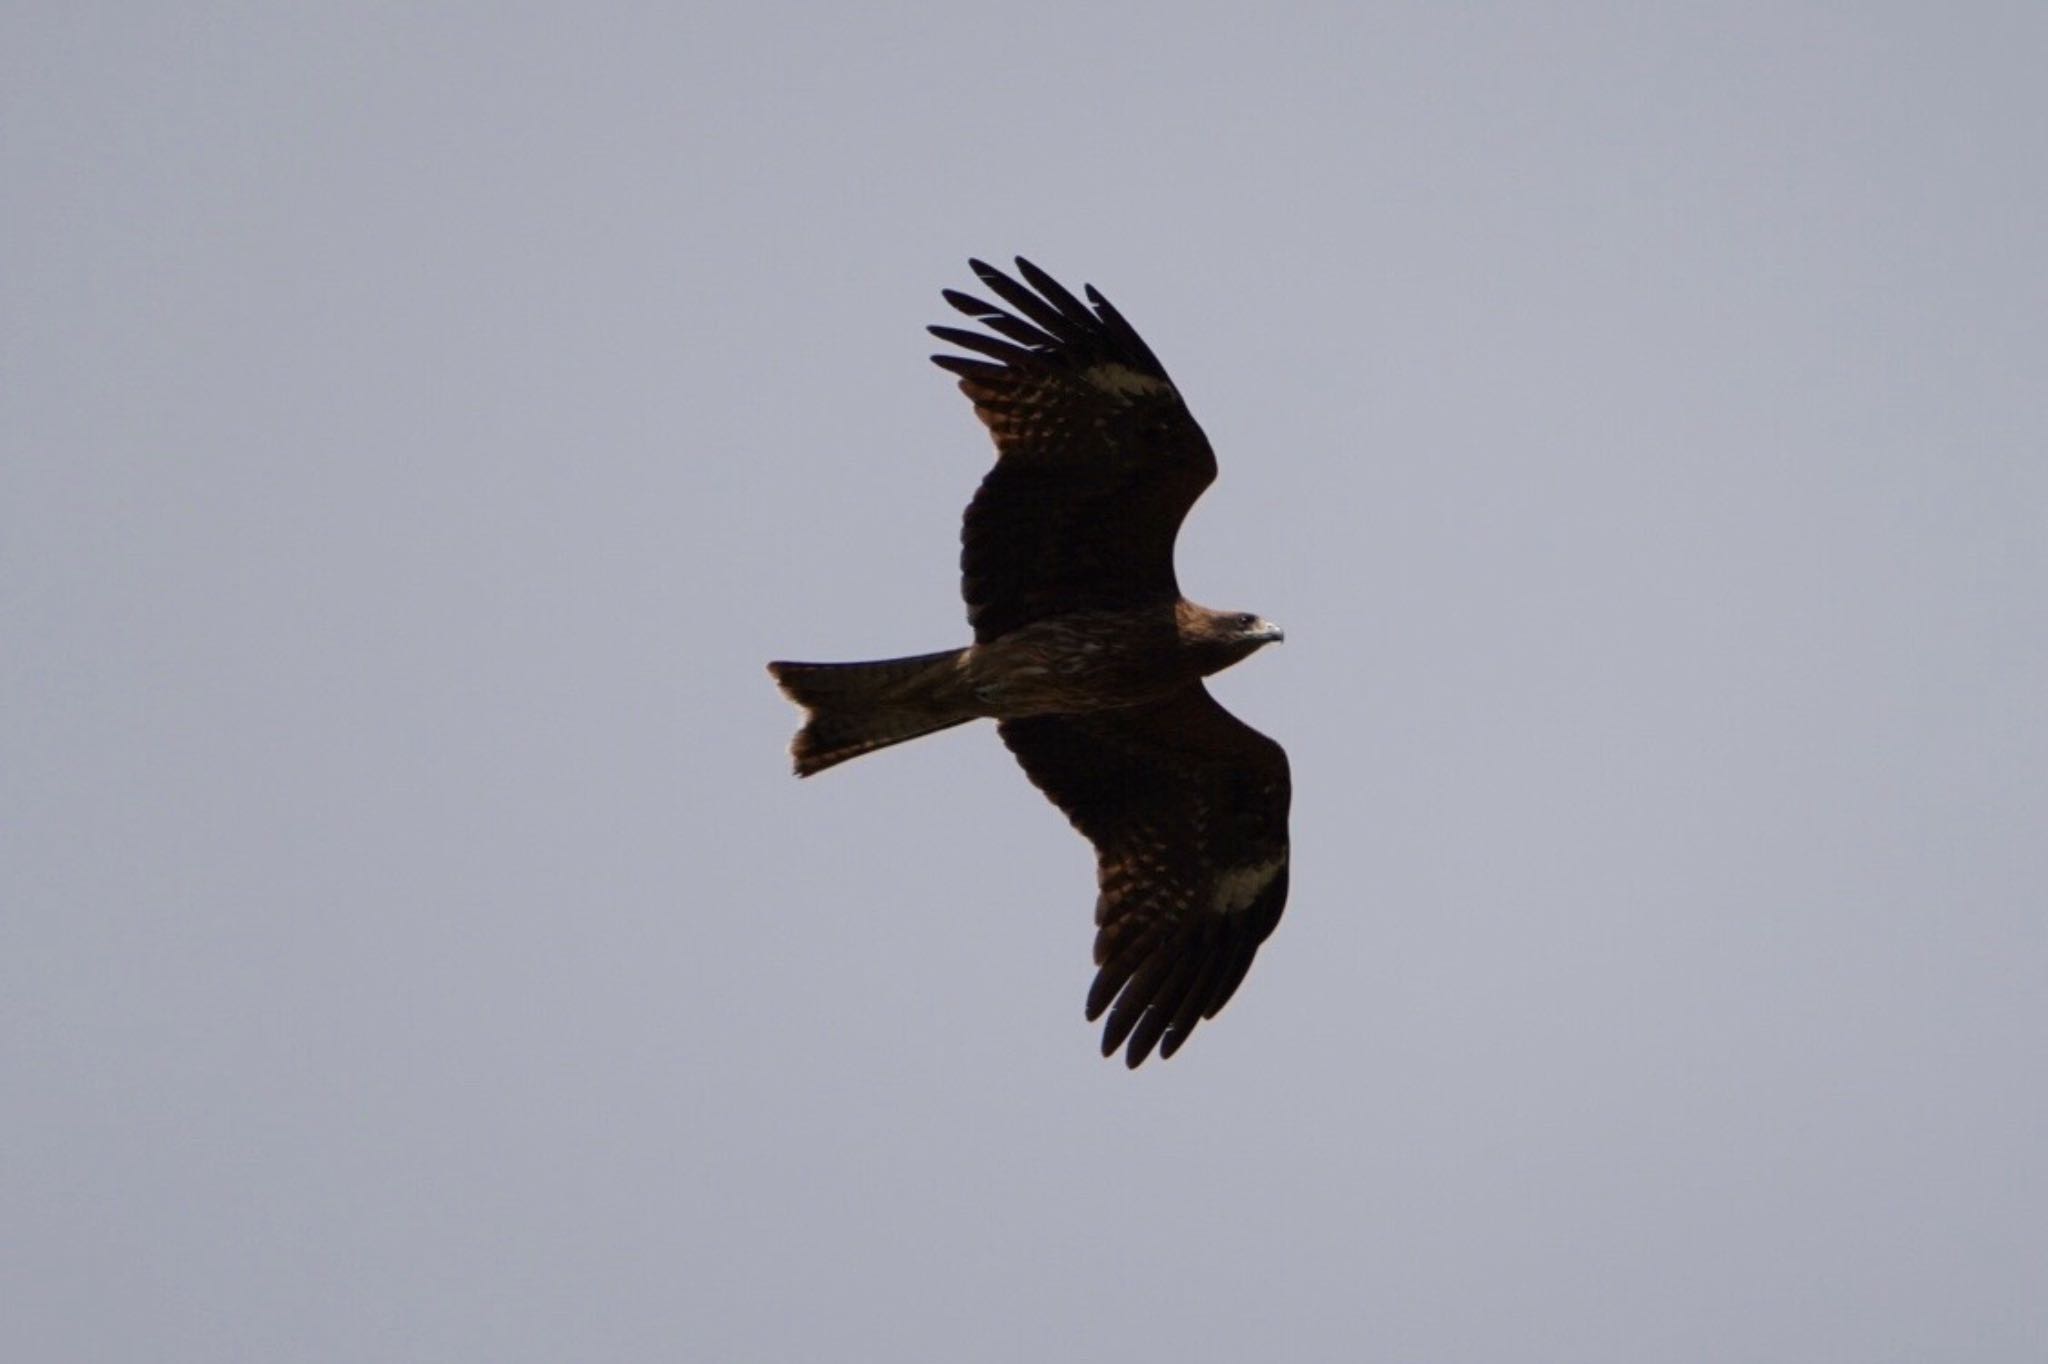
[1254,619,1286,644]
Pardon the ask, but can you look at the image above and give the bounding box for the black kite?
[769,258,1290,1066]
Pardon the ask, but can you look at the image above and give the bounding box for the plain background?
[7,4,2044,1360]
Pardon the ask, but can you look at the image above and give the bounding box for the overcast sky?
[6,4,2045,1361]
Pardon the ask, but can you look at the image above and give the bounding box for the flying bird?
[768,258,1290,1066]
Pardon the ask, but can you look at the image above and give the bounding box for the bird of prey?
[769,258,1290,1067]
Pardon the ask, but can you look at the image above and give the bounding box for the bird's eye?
[1237,614,1257,629]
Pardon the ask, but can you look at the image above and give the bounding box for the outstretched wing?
[999,687,1291,1067]
[931,258,1218,643]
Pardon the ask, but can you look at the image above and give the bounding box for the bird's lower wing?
[998,689,1291,1066]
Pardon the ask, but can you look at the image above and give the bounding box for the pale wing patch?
[1084,363,1173,398]
[1209,854,1287,915]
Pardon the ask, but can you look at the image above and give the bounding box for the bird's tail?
[767,648,979,776]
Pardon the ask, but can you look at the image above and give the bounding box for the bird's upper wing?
[931,258,1218,643]
[999,687,1291,1067]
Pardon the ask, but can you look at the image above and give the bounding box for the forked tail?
[766,648,977,776]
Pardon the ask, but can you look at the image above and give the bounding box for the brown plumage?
[768,258,1290,1066]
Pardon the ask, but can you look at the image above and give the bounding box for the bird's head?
[1180,603,1285,676]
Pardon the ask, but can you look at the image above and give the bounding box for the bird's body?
[969,600,1282,712]
[769,258,1291,1066]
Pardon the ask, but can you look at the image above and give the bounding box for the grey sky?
[6,4,2044,1360]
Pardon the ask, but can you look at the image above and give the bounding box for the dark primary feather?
[999,688,1291,1067]
[930,257,1218,643]
[940,290,1058,350]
